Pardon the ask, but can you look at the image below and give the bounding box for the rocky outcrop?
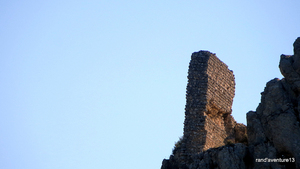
[162,143,250,169]
[247,37,300,169]
[188,143,250,169]
[161,37,300,169]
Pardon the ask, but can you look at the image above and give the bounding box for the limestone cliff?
[161,37,300,169]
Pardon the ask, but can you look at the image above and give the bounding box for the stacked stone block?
[183,51,236,156]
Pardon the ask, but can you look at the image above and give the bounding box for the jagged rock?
[161,37,300,169]
[189,143,249,169]
[280,37,300,92]
[247,78,299,168]
[234,123,247,144]
[294,37,300,56]
[246,37,300,168]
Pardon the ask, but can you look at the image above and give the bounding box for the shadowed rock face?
[161,37,300,169]
[294,37,300,56]
[246,37,300,169]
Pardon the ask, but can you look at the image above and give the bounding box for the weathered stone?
[234,123,247,144]
[183,51,237,156]
[188,143,248,169]
[162,51,246,169]
[294,37,300,56]
[161,37,300,169]
[247,78,299,168]
[246,37,300,168]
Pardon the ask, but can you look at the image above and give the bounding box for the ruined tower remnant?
[162,38,300,169]
[162,50,247,169]
[183,51,237,155]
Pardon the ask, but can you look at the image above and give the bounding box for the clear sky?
[1,1,299,169]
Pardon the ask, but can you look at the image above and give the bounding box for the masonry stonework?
[162,51,247,169]
[162,37,300,169]
[183,51,237,156]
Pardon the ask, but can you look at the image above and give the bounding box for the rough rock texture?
[247,37,300,169]
[188,143,250,169]
[183,51,237,156]
[162,51,247,169]
[161,37,300,169]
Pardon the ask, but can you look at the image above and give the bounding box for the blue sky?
[1,1,299,169]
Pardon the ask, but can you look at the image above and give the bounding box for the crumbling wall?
[182,51,239,156]
[204,53,236,150]
[162,37,300,169]
[162,50,247,169]
[206,53,235,114]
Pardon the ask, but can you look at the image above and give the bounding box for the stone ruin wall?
[162,38,300,169]
[162,50,248,169]
[204,53,236,150]
[183,51,236,156]
[206,54,235,114]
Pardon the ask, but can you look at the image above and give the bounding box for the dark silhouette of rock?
[161,37,300,169]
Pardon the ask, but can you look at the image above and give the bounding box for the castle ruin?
[168,51,247,168]
[162,38,300,169]
[183,50,236,154]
